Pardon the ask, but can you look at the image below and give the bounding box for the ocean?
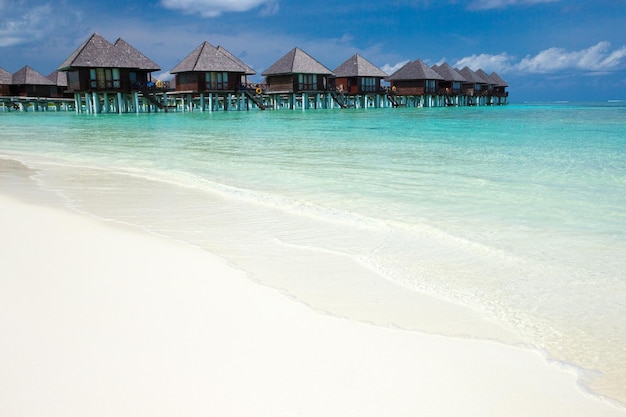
[1,102,625,406]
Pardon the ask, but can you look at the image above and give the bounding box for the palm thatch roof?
[170,42,255,75]
[12,66,55,86]
[57,33,160,71]
[113,38,160,71]
[489,71,508,87]
[458,66,485,84]
[47,70,68,87]
[474,68,495,85]
[262,47,333,76]
[217,46,256,75]
[432,62,466,82]
[333,54,387,78]
[386,59,444,81]
[0,67,12,84]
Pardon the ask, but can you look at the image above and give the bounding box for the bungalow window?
[68,71,80,91]
[90,68,121,89]
[298,74,317,91]
[360,77,377,92]
[178,73,195,85]
[425,79,436,94]
[207,72,229,90]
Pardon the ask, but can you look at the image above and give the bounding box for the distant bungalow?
[0,65,73,111]
[333,54,387,94]
[0,67,12,97]
[170,41,261,111]
[488,72,509,104]
[432,63,466,104]
[2,34,509,113]
[331,54,389,108]
[11,66,56,97]
[386,59,444,107]
[56,33,162,113]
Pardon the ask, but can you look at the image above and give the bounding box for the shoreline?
[1,157,625,416]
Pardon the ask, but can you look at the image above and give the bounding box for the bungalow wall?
[65,68,151,93]
[334,77,381,94]
[0,84,10,96]
[493,86,508,97]
[335,77,357,93]
[175,72,243,92]
[266,74,329,93]
[391,80,424,96]
[266,74,295,93]
[10,84,55,97]
[438,81,462,95]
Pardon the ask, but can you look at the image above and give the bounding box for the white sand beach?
[1,173,625,416]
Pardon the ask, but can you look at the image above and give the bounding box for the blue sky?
[1,0,626,102]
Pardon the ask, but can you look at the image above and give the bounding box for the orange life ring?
[255,87,263,95]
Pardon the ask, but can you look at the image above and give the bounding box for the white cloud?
[468,0,559,10]
[453,42,626,75]
[381,60,410,75]
[454,52,513,73]
[0,3,54,47]
[160,0,279,17]
[516,41,626,73]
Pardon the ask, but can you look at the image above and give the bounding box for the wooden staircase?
[245,90,266,110]
[141,88,167,111]
[387,93,399,108]
[330,90,347,108]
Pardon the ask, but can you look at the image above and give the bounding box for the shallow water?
[1,103,625,405]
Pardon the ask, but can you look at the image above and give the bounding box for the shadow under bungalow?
[0,33,508,113]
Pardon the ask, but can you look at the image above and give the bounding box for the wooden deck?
[1,88,508,113]
[1,97,75,112]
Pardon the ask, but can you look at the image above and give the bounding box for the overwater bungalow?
[57,33,162,113]
[488,71,509,105]
[47,71,70,98]
[261,47,337,109]
[170,41,260,111]
[458,66,488,105]
[330,54,390,108]
[0,66,72,111]
[432,63,466,105]
[0,67,12,96]
[333,54,387,94]
[4,33,510,112]
[474,68,495,96]
[10,66,56,97]
[386,59,444,107]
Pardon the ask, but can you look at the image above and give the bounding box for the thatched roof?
[262,47,333,76]
[386,59,444,81]
[170,42,255,75]
[47,70,68,87]
[12,66,55,86]
[113,38,160,71]
[489,71,508,87]
[0,67,12,84]
[458,66,486,84]
[57,33,160,71]
[333,54,387,78]
[474,68,495,85]
[217,46,256,75]
[432,62,466,82]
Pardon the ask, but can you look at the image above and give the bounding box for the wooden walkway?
[1,90,508,113]
[1,97,75,112]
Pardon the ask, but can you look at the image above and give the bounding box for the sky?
[1,0,626,102]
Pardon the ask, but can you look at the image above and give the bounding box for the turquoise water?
[1,103,625,405]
